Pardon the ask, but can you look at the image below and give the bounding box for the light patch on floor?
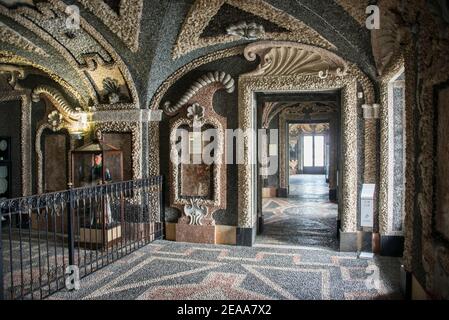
[258,175,338,249]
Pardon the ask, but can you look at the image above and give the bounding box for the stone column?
[362,104,379,184]
[362,103,380,252]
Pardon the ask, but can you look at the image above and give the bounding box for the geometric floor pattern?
[48,175,403,300]
[258,175,339,249]
[49,240,403,300]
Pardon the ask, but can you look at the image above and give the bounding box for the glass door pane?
[314,135,324,167]
[303,136,314,167]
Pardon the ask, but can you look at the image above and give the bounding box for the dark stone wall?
[0,100,22,198]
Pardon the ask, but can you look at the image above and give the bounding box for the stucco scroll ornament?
[243,41,348,77]
[163,71,235,115]
[0,65,27,90]
[184,198,208,226]
[226,22,265,40]
[32,85,84,123]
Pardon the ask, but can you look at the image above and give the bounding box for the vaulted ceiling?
[0,0,376,108]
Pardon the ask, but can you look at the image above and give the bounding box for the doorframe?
[236,41,375,251]
[238,77,360,238]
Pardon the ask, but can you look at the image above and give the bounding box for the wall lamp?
[68,108,94,139]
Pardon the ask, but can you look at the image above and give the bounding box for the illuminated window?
[303,135,325,168]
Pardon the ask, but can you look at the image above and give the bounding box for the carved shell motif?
[163,71,235,115]
[226,21,265,40]
[244,42,348,78]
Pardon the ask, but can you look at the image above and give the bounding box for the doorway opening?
[257,94,340,250]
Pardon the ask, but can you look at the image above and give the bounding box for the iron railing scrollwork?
[0,177,164,300]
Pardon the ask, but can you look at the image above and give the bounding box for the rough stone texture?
[392,85,404,232]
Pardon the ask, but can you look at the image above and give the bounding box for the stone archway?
[237,41,375,250]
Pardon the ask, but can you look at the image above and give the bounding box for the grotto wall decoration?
[168,71,234,244]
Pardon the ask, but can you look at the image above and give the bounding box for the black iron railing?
[0,177,164,300]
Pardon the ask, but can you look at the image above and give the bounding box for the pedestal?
[176,223,215,244]
[80,225,122,249]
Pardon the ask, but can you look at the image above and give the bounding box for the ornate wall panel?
[148,46,244,176]
[378,57,405,236]
[394,0,449,298]
[167,73,234,227]
[95,122,142,180]
[35,124,73,194]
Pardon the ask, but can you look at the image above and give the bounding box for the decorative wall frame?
[35,123,73,194]
[168,72,233,227]
[237,41,373,234]
[148,46,244,176]
[94,122,142,180]
[378,57,406,236]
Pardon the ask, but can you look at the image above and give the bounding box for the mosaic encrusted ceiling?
[77,0,143,53]
[102,0,120,15]
[172,0,336,60]
[0,0,138,106]
[334,0,370,26]
[200,3,289,38]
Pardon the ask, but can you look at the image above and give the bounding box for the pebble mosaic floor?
[49,240,402,300]
[49,175,403,300]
